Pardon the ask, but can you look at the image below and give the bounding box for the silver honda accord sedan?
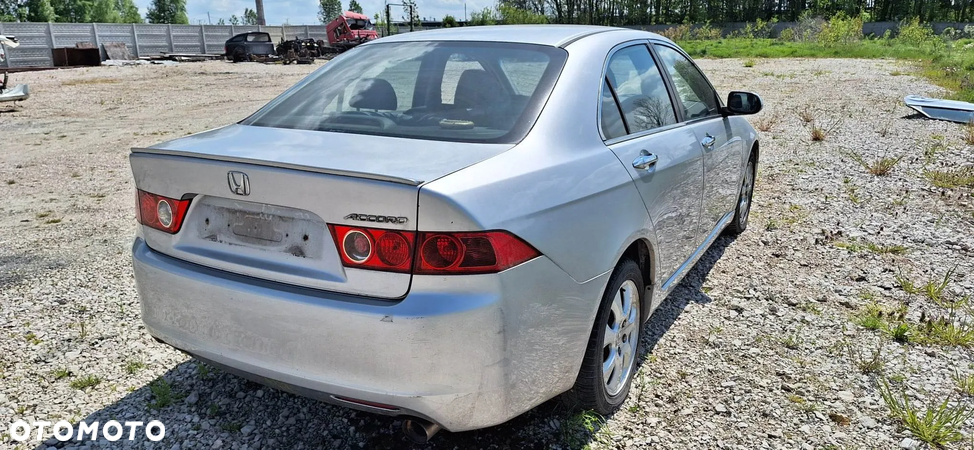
[130,25,761,441]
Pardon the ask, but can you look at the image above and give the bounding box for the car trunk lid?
[130,125,512,299]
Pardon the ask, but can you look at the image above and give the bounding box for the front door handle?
[632,151,658,170]
[701,134,716,149]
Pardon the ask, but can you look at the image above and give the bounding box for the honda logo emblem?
[227,171,250,196]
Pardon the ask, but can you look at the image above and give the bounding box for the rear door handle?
[701,134,716,149]
[632,151,658,170]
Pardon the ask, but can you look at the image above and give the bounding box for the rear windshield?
[246,33,271,42]
[243,42,567,143]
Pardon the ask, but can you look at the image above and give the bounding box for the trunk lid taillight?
[137,190,191,234]
[328,225,540,275]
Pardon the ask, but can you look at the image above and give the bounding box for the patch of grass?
[35,211,51,218]
[743,58,755,67]
[45,218,62,224]
[965,121,974,145]
[916,318,974,347]
[848,153,903,176]
[561,410,609,449]
[765,218,780,231]
[780,329,804,349]
[879,380,972,447]
[924,167,974,189]
[24,332,41,345]
[884,322,913,344]
[221,421,242,433]
[61,77,119,86]
[149,379,180,409]
[196,362,215,379]
[798,105,814,123]
[849,344,886,374]
[834,239,908,255]
[898,268,956,304]
[70,374,102,390]
[52,367,71,381]
[678,38,974,104]
[124,360,145,375]
[753,114,779,132]
[924,138,947,163]
[953,371,974,396]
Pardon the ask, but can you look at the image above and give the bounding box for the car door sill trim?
[660,211,733,292]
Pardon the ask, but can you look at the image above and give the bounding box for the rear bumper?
[132,238,606,431]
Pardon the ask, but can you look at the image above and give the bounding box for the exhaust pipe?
[401,417,442,443]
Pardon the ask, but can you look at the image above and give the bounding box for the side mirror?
[724,91,763,115]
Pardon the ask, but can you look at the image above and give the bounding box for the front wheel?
[567,259,643,413]
[725,155,755,235]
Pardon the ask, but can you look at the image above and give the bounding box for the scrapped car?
[130,25,762,442]
[224,31,275,62]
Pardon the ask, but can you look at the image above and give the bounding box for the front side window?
[654,44,719,120]
[602,44,676,137]
[244,42,567,143]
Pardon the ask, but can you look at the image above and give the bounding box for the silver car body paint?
[904,94,974,124]
[130,25,759,431]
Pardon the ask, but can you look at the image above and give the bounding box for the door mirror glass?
[725,91,762,115]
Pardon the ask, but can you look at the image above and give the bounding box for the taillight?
[327,226,540,275]
[137,190,191,234]
[415,231,539,275]
[328,225,415,273]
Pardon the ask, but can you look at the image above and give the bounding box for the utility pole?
[207,12,211,24]
[255,0,266,25]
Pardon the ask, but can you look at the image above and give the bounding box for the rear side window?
[601,44,676,138]
[654,45,719,120]
[244,42,567,144]
[601,79,626,140]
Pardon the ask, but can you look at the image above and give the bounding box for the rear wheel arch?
[619,238,655,322]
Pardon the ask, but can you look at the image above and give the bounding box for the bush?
[442,14,457,27]
[794,11,825,42]
[468,7,496,26]
[818,12,863,47]
[896,17,936,47]
[691,22,722,40]
[497,5,547,24]
[778,27,795,41]
[659,24,691,41]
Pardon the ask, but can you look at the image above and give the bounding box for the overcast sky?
[131,0,491,25]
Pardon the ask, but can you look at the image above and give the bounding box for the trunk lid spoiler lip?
[130,147,425,186]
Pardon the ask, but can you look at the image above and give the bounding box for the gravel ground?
[1,58,973,449]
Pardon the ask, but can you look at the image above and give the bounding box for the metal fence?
[0,22,331,68]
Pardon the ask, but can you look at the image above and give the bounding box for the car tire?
[725,153,755,235]
[232,48,246,63]
[567,259,643,414]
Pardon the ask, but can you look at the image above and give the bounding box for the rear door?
[601,42,704,282]
[653,43,744,235]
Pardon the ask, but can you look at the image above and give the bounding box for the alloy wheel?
[602,279,639,397]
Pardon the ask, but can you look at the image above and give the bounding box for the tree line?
[0,0,265,25]
[476,0,974,25]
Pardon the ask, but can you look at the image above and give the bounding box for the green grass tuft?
[879,380,972,447]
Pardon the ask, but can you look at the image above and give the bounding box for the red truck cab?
[326,11,379,49]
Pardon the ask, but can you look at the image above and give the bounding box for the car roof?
[370,25,664,48]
